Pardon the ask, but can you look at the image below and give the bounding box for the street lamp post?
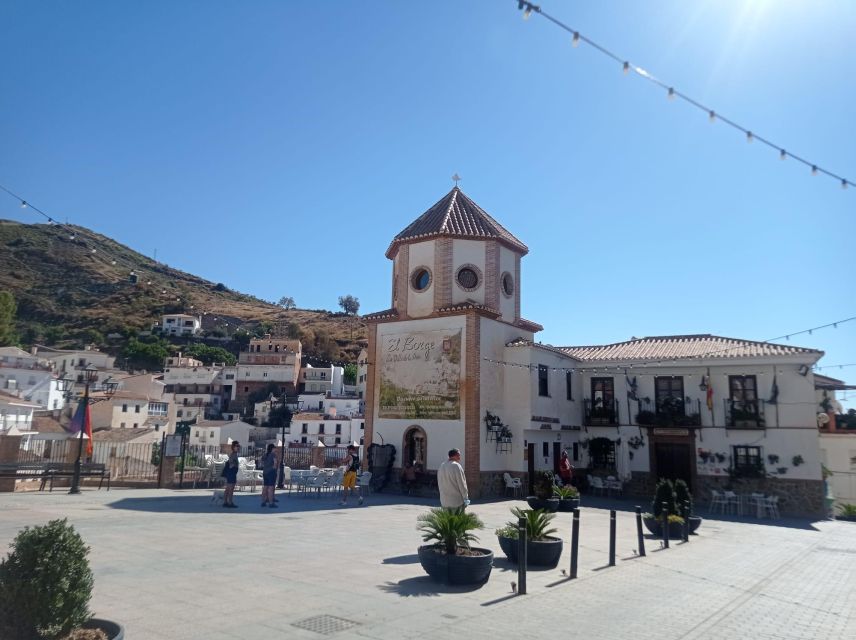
[59,366,118,495]
[276,403,293,490]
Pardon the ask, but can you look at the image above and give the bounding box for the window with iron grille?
[733,445,762,474]
[566,371,573,400]
[538,365,549,397]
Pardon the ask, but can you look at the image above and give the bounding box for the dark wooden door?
[552,442,562,474]
[527,442,535,495]
[654,442,692,491]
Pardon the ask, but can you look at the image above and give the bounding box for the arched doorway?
[402,426,427,470]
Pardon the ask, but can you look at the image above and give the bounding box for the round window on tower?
[410,267,432,292]
[501,272,514,297]
[455,264,482,292]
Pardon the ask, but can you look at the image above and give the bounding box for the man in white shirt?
[437,448,470,510]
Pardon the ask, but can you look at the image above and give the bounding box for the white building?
[160,314,202,336]
[815,374,856,507]
[234,336,301,410]
[0,390,40,434]
[90,374,175,433]
[34,344,116,374]
[188,419,253,447]
[0,346,66,410]
[291,412,364,446]
[362,186,828,515]
[162,355,226,422]
[299,364,344,395]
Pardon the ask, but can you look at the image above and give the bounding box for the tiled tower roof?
[385,187,528,258]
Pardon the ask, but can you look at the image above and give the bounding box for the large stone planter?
[497,535,563,568]
[82,618,124,640]
[557,497,580,512]
[526,496,560,512]
[417,545,493,586]
[643,516,702,538]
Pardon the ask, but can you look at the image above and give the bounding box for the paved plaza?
[0,487,854,640]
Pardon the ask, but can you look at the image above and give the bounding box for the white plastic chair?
[763,495,780,519]
[709,490,727,513]
[281,466,292,491]
[590,476,605,496]
[358,471,373,494]
[723,490,741,515]
[503,473,522,498]
[605,477,623,496]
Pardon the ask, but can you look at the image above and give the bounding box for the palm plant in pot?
[553,484,580,511]
[416,508,493,586]
[0,519,124,640]
[495,507,563,568]
[673,478,702,534]
[527,471,560,512]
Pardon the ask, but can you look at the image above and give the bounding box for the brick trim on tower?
[434,237,453,309]
[396,245,410,318]
[485,240,500,312]
[464,312,481,498]
[362,323,378,468]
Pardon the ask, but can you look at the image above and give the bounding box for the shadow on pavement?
[376,575,486,597]
[382,554,420,565]
[105,492,436,514]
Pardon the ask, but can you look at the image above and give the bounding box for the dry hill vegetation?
[0,220,367,363]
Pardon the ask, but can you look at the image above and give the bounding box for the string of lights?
[814,362,856,372]
[515,1,854,190]
[482,314,856,373]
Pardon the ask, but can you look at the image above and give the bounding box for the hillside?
[0,219,367,362]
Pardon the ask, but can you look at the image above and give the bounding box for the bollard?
[608,509,616,566]
[517,515,527,595]
[635,506,646,556]
[570,508,580,579]
[662,501,669,549]
[683,500,690,542]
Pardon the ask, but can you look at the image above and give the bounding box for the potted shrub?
[553,484,580,511]
[673,478,702,534]
[527,471,559,512]
[635,410,656,426]
[495,507,563,568]
[416,508,493,586]
[642,479,686,538]
[0,518,124,640]
[836,503,856,522]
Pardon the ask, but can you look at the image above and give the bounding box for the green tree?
[278,296,296,310]
[0,291,18,346]
[266,404,293,431]
[183,342,237,366]
[338,294,360,316]
[343,363,357,386]
[122,337,172,371]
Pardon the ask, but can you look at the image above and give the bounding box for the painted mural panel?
[378,329,462,419]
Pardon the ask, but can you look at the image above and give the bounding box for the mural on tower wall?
[378,328,462,419]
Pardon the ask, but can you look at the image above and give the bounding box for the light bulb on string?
[91,248,97,254]
[667,87,675,100]
[111,260,116,265]
[811,165,818,176]
[20,201,27,208]
[708,111,715,123]
[522,7,532,20]
[746,131,753,143]
[842,180,848,190]
[622,61,630,74]
[572,31,580,47]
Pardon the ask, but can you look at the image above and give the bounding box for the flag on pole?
[768,374,779,405]
[705,370,714,411]
[68,397,93,457]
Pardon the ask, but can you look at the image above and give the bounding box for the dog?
[211,489,225,505]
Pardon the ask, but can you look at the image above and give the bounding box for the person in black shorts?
[340,444,363,506]
[261,443,278,508]
[222,441,240,508]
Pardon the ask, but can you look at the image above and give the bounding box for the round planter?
[526,496,560,512]
[642,516,686,539]
[688,515,703,533]
[557,497,580,512]
[417,545,494,586]
[82,618,124,640]
[497,535,564,568]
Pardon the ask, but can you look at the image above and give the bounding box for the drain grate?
[291,615,360,635]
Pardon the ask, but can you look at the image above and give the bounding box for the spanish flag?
[68,397,93,457]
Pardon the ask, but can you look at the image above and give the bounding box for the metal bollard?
[662,501,669,549]
[517,515,527,595]
[635,506,646,556]
[570,508,580,579]
[683,500,690,542]
[608,509,616,566]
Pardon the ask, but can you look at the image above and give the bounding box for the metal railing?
[583,399,620,426]
[725,399,766,428]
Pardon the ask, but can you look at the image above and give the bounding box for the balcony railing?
[636,398,702,427]
[583,399,620,426]
[725,399,766,429]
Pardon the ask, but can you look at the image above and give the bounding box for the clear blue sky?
[1,1,854,398]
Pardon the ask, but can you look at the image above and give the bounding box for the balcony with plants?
[635,396,702,428]
[725,398,766,429]
[583,398,619,426]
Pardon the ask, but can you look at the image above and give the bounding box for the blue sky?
[1,1,854,397]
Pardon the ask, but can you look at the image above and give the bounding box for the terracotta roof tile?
[385,187,528,258]
[558,334,822,363]
[91,427,157,442]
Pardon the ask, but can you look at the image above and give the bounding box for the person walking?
[340,444,363,506]
[437,448,469,510]
[261,443,278,508]
[558,450,574,486]
[222,441,240,508]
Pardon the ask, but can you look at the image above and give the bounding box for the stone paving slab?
[0,488,854,639]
